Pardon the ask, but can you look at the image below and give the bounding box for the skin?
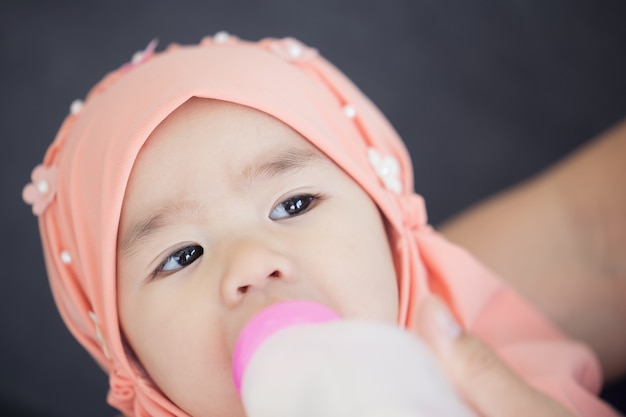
[116,98,399,416]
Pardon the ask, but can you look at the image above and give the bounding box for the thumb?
[416,296,575,417]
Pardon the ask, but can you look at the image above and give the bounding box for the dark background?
[2,1,625,416]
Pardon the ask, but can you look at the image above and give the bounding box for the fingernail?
[432,297,462,343]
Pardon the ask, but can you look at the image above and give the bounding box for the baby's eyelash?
[151,244,204,280]
[270,193,324,220]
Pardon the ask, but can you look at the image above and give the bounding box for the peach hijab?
[23,34,616,416]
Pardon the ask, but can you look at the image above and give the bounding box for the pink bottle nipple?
[232,300,340,393]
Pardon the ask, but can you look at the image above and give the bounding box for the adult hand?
[440,118,626,380]
[416,295,576,417]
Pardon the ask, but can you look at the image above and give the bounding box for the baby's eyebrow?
[234,146,324,192]
[118,200,204,259]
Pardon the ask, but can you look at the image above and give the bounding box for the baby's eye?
[269,194,321,220]
[153,244,204,278]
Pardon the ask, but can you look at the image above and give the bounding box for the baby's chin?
[141,352,245,417]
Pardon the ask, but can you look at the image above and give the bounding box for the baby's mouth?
[226,297,333,358]
[230,300,341,392]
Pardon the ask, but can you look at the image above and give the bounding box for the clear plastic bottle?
[232,300,474,417]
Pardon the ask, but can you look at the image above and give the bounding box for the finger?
[416,296,575,417]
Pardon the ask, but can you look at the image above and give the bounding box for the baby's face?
[117,98,398,416]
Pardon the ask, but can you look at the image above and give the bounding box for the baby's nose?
[220,238,293,307]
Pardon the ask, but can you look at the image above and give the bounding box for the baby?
[23,33,616,416]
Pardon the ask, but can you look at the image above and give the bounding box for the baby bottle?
[232,300,475,417]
